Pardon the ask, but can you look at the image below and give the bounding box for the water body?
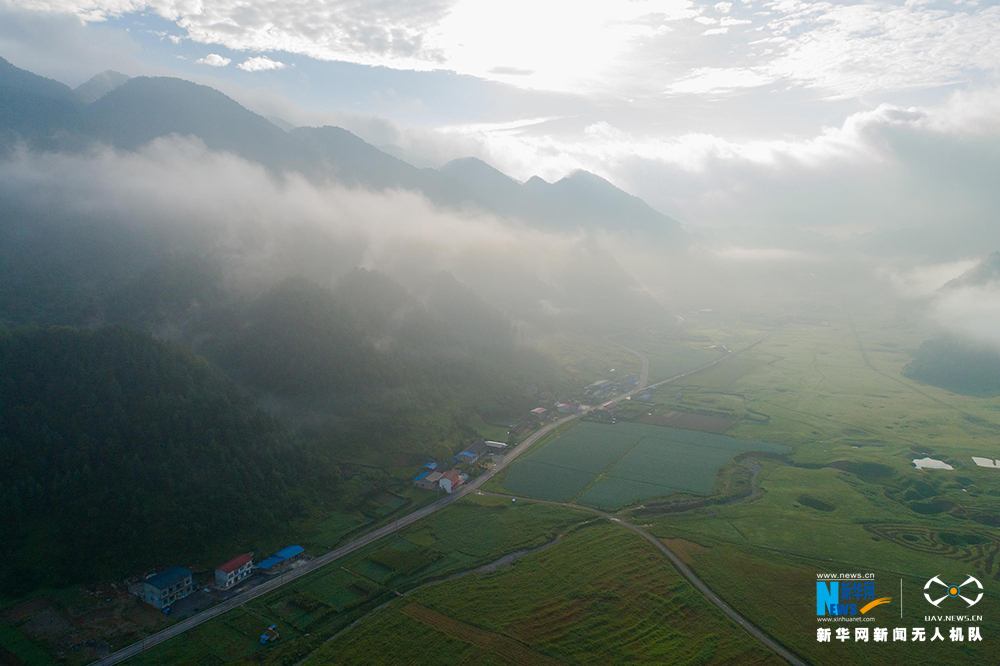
[912,457,953,470]
[971,457,999,468]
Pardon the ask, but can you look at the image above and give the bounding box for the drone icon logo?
[924,575,983,607]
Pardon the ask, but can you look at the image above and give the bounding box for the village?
[410,371,650,493]
[125,371,645,649]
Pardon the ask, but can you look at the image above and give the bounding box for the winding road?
[477,490,807,666]
[93,327,799,666]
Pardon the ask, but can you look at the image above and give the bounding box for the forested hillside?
[904,337,1000,397]
[0,326,338,594]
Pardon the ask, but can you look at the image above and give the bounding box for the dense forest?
[0,326,339,594]
[905,337,1000,397]
[0,219,569,593]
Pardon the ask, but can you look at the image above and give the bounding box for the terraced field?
[501,421,785,508]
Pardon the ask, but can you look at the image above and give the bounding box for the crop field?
[612,328,737,382]
[122,495,588,666]
[303,523,783,666]
[502,420,785,508]
[626,305,1000,663]
[635,408,738,433]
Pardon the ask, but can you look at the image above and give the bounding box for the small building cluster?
[585,379,613,395]
[413,462,444,490]
[411,438,509,493]
[412,463,469,493]
[139,546,303,609]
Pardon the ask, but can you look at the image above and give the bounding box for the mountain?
[944,251,1000,289]
[85,76,299,168]
[542,170,678,234]
[290,125,449,195]
[378,142,439,169]
[267,114,295,131]
[438,156,526,217]
[0,59,685,239]
[0,56,81,147]
[438,157,684,237]
[0,325,337,593]
[74,70,130,104]
[905,336,1000,397]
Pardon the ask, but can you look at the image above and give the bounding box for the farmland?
[109,495,588,666]
[303,523,783,666]
[42,306,1000,666]
[617,305,1000,663]
[501,420,785,508]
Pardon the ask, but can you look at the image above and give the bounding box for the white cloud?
[18,0,1000,98]
[665,67,773,94]
[929,284,1000,348]
[881,261,980,299]
[195,53,230,67]
[236,55,284,72]
[424,87,1000,257]
[753,1,1000,98]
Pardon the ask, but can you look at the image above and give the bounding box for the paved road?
[94,329,771,666]
[90,412,579,666]
[478,491,808,666]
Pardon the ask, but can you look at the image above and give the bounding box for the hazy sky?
[3,0,999,251]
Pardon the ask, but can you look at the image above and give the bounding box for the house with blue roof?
[452,440,488,466]
[142,566,193,609]
[257,545,305,573]
[414,468,445,489]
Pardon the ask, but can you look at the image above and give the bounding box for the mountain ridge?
[74,70,130,104]
[944,251,1000,289]
[0,57,685,239]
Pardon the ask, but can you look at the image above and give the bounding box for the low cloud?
[237,56,285,72]
[196,53,231,67]
[430,89,1000,259]
[929,285,1000,349]
[0,138,642,329]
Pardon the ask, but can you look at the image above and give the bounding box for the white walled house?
[215,553,253,590]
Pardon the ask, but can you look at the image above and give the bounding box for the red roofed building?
[438,469,464,494]
[215,553,253,590]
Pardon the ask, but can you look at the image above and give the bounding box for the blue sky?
[2,0,999,246]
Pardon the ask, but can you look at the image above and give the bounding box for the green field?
[123,495,589,666]
[502,420,785,508]
[303,523,783,666]
[63,308,1000,665]
[620,307,1000,663]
